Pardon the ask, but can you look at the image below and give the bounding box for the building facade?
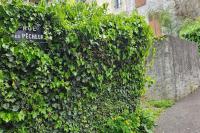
[86,0,175,36]
[91,0,135,14]
[25,0,176,36]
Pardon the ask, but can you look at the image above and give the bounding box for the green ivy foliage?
[179,19,200,51]
[103,107,156,133]
[0,0,153,132]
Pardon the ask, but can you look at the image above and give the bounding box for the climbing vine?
[0,0,153,132]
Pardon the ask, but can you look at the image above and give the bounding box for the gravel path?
[155,89,200,133]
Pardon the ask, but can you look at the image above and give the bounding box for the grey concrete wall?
[147,36,200,100]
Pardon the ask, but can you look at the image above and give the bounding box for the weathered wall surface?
[147,36,200,100]
[174,0,200,19]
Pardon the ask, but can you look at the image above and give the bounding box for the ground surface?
[155,89,200,133]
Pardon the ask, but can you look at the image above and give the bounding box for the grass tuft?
[148,99,174,109]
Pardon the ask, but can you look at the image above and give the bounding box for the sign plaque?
[12,24,46,44]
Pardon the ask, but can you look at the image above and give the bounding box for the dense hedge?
[0,1,153,132]
[179,19,200,50]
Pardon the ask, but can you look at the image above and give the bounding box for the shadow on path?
[155,88,200,133]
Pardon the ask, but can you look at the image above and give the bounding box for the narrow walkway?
[155,89,200,133]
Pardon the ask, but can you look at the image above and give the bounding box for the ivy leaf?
[12,105,20,112]
[18,111,25,121]
[2,103,9,110]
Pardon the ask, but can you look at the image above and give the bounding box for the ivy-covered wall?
[0,1,153,132]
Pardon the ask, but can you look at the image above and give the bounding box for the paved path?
[155,89,200,133]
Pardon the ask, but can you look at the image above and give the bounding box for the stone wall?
[174,0,200,19]
[147,36,200,100]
